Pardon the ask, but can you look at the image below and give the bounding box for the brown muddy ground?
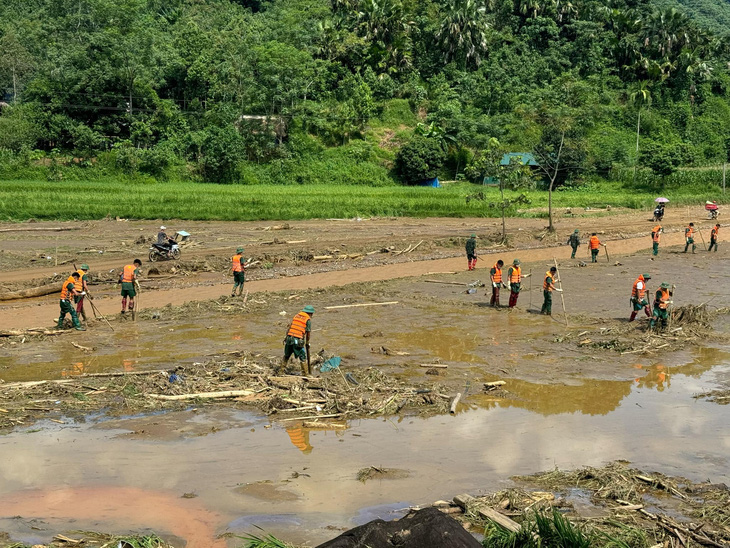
[0,210,728,548]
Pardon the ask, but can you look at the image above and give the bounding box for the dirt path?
[0,226,718,331]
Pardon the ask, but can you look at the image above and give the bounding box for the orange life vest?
[287,312,311,339]
[509,265,521,284]
[656,288,670,309]
[652,226,661,242]
[76,270,87,290]
[60,276,76,300]
[589,236,600,250]
[631,275,647,300]
[121,264,137,283]
[232,254,244,272]
[491,263,502,283]
[685,226,694,239]
[711,226,719,239]
[543,271,554,291]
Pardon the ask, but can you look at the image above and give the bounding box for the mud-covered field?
[0,211,728,548]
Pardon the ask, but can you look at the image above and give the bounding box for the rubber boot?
[300,360,308,376]
[81,310,87,322]
[629,311,637,322]
[645,307,651,317]
[57,316,65,329]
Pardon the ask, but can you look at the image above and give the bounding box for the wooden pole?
[88,299,114,331]
[529,268,532,310]
[604,244,610,263]
[553,257,568,326]
[723,163,726,194]
[697,227,708,250]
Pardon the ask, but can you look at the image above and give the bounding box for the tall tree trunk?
[634,108,641,183]
[548,131,565,233]
[500,180,506,243]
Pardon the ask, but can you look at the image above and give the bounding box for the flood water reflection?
[0,363,729,547]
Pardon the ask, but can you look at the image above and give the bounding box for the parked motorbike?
[652,207,664,222]
[149,240,180,261]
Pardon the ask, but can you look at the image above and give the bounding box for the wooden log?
[0,284,58,301]
[313,255,333,260]
[1,379,75,389]
[424,279,468,286]
[302,421,348,429]
[78,370,167,378]
[280,413,342,422]
[420,363,448,369]
[147,389,254,401]
[71,342,94,352]
[0,328,63,337]
[450,392,462,414]
[324,301,398,310]
[0,227,81,233]
[453,494,521,533]
[484,381,506,389]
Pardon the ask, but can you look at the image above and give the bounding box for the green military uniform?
[650,282,672,329]
[57,275,85,331]
[541,269,559,315]
[283,305,315,375]
[231,247,246,296]
[567,230,580,259]
[121,279,138,298]
[683,225,696,254]
[466,234,477,270]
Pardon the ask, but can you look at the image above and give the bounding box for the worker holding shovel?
[540,266,562,315]
[57,272,86,331]
[119,259,142,318]
[589,233,605,263]
[649,282,673,330]
[708,224,720,252]
[74,263,91,323]
[282,305,315,376]
[506,259,529,308]
[629,273,652,322]
[489,260,504,307]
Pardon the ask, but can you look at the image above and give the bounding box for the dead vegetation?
[444,461,730,548]
[0,355,451,431]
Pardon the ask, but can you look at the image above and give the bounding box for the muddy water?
[1,353,729,547]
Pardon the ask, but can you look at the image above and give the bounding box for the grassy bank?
[0,179,724,221]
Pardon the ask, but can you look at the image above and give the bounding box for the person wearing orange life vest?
[683,223,696,253]
[588,233,604,263]
[651,225,662,256]
[119,259,142,315]
[649,282,673,329]
[74,264,91,322]
[57,272,85,331]
[708,224,720,252]
[231,247,247,297]
[489,260,504,307]
[506,258,530,308]
[629,273,652,322]
[282,305,315,375]
[540,266,562,315]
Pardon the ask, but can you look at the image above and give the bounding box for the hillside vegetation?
[1,0,729,188]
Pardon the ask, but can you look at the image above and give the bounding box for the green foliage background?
[0,0,729,192]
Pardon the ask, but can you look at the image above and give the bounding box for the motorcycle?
[706,201,719,220]
[652,207,664,222]
[149,240,180,262]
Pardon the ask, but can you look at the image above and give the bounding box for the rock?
[316,507,481,548]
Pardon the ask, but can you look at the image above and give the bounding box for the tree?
[436,0,490,68]
[394,136,446,184]
[0,30,34,102]
[465,138,535,242]
[629,80,652,182]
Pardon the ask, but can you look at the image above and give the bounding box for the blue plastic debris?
[169,373,181,383]
[320,357,341,372]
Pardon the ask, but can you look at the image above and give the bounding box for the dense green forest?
[0,0,729,186]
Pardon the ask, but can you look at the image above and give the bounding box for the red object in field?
[705,201,718,211]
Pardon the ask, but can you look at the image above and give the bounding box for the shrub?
[394,136,446,184]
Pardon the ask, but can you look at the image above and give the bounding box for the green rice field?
[0,179,724,221]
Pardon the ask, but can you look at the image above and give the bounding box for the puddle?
[1,361,729,547]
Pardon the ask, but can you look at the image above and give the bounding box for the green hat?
[303,305,315,314]
[470,233,476,238]
[643,273,651,279]
[236,247,244,253]
[513,259,520,265]
[80,264,89,270]
[660,282,670,289]
[574,229,579,233]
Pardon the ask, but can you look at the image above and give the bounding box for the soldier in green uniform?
[683,223,696,254]
[540,266,562,315]
[649,282,673,330]
[58,272,86,331]
[567,229,580,258]
[282,305,315,375]
[119,259,142,316]
[465,234,477,270]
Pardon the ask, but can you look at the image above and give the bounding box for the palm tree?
[436,0,490,67]
[630,81,652,182]
[643,8,693,59]
[518,0,541,19]
[356,0,413,72]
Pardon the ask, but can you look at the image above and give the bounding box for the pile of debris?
[446,461,730,548]
[0,355,451,431]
